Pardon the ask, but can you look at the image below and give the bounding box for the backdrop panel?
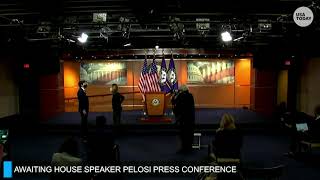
[187,60,235,84]
[80,62,127,85]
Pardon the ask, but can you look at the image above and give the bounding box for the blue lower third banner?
[1,161,238,178]
[3,161,13,178]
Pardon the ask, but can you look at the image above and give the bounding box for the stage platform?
[41,108,275,133]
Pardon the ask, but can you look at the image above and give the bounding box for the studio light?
[78,33,88,43]
[100,26,113,42]
[233,36,244,42]
[66,38,75,43]
[221,31,232,42]
[123,42,132,47]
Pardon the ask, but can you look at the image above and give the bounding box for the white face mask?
[82,82,88,89]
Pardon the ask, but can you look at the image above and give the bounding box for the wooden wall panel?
[63,59,252,112]
[39,62,65,120]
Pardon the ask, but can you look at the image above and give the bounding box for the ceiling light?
[78,33,88,43]
[221,31,232,42]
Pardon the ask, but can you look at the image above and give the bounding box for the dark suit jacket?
[112,92,124,111]
[212,129,242,158]
[173,91,195,127]
[77,88,89,112]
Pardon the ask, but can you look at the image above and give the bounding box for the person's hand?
[82,110,87,115]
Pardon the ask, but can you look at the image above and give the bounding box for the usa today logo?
[293,6,314,27]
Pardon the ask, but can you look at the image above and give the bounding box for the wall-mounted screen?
[80,62,127,85]
[187,60,234,84]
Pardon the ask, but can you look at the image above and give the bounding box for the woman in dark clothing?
[110,84,124,126]
[210,113,242,159]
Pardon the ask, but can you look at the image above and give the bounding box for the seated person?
[286,105,320,156]
[51,137,87,180]
[51,137,82,166]
[209,113,242,160]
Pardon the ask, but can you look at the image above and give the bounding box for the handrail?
[64,91,141,101]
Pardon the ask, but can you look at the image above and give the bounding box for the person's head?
[58,137,78,157]
[179,85,189,93]
[110,84,118,93]
[78,80,88,89]
[219,113,236,131]
[315,105,320,117]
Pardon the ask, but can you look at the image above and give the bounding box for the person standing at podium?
[111,84,125,126]
[77,81,89,140]
[172,85,195,153]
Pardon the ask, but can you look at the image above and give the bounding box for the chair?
[216,158,240,164]
[207,143,241,166]
[240,164,285,180]
[112,144,120,162]
[193,132,202,149]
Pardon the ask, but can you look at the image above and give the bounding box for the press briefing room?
[0,0,320,180]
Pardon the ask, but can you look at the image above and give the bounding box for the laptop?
[296,123,308,132]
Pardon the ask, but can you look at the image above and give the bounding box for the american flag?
[148,59,161,92]
[138,58,149,94]
[138,58,161,96]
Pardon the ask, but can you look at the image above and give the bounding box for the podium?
[141,92,172,123]
[145,92,165,116]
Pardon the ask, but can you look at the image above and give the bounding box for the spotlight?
[221,31,232,42]
[155,45,159,49]
[78,33,88,43]
[100,26,113,42]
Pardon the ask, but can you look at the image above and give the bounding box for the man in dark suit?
[111,84,124,126]
[172,85,195,153]
[77,81,89,139]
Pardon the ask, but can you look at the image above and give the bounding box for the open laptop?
[296,123,309,132]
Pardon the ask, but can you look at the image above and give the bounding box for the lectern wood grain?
[145,92,165,116]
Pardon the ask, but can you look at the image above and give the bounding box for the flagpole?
[170,48,174,116]
[143,49,147,116]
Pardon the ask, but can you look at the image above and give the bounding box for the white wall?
[0,60,19,118]
[297,57,320,115]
